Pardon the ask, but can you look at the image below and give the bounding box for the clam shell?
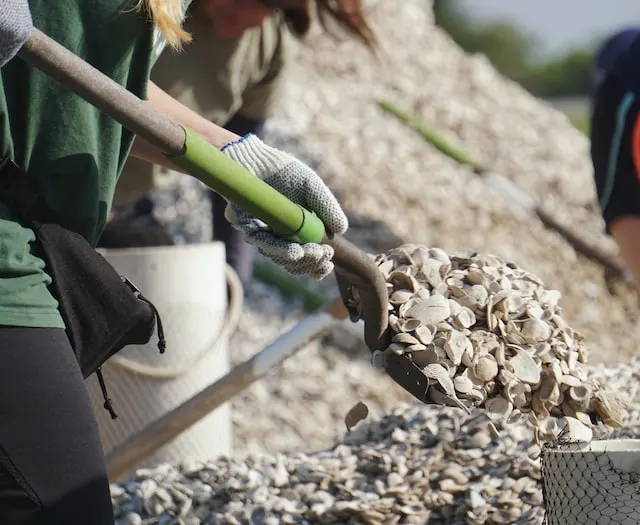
[525,302,544,320]
[591,390,626,428]
[453,375,475,395]
[508,351,540,384]
[493,344,506,367]
[390,290,414,305]
[461,345,474,368]
[444,331,468,366]
[388,343,406,355]
[560,374,582,388]
[436,322,453,333]
[415,325,435,345]
[472,354,499,382]
[520,319,552,343]
[507,409,524,424]
[377,259,395,278]
[562,416,593,442]
[538,371,561,405]
[405,295,451,325]
[392,332,420,345]
[422,364,464,403]
[568,385,591,410]
[453,308,476,330]
[465,269,485,286]
[389,314,402,333]
[388,270,418,292]
[485,396,513,424]
[447,299,462,317]
[538,417,558,440]
[344,401,369,432]
[399,318,422,332]
[574,411,593,426]
[507,381,531,409]
[567,351,579,371]
[420,259,445,288]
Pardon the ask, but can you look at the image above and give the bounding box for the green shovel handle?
[166,128,327,245]
[18,29,326,246]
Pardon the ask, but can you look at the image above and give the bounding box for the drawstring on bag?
[96,367,118,419]
[95,280,167,419]
[138,292,166,354]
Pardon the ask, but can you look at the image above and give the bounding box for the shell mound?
[375,244,628,442]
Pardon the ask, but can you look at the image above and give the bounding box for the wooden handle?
[106,299,350,482]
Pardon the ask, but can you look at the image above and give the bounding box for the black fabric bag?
[0,157,166,419]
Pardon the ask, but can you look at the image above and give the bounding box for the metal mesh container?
[541,439,640,525]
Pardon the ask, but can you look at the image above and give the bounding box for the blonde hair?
[137,0,192,50]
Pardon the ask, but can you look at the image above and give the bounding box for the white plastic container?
[542,439,640,525]
[86,243,234,468]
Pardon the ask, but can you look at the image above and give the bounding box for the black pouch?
[0,157,166,419]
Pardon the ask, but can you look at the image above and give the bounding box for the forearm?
[129,81,241,171]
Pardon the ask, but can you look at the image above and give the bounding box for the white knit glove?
[0,0,32,68]
[222,134,348,280]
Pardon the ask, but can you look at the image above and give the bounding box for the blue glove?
[1,0,33,68]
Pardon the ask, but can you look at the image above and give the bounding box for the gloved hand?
[0,0,33,68]
[221,134,348,280]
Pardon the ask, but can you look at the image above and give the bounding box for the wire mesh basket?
[541,439,640,525]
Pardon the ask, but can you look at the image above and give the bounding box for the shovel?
[18,28,391,349]
[18,29,434,472]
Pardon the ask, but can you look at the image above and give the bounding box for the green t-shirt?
[0,0,160,329]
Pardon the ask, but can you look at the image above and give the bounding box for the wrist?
[221,134,291,175]
[204,125,240,150]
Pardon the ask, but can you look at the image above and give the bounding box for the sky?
[460,0,640,57]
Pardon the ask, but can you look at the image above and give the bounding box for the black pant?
[0,327,114,525]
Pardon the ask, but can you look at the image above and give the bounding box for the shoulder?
[596,28,640,74]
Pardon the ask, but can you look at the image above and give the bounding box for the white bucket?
[542,439,640,525]
[86,243,238,468]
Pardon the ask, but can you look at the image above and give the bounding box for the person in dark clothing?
[590,27,640,289]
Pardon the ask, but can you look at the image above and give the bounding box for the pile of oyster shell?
[372,243,628,443]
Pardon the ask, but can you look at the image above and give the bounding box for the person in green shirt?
[106,0,376,285]
[0,1,373,523]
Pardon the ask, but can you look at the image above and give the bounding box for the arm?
[129,81,241,172]
[131,82,347,282]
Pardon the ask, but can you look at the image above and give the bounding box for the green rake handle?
[18,28,326,246]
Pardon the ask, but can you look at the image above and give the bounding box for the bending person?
[109,0,375,284]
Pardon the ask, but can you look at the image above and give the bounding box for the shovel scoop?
[17,28,431,403]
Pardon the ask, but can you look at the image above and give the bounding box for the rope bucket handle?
[107,264,244,379]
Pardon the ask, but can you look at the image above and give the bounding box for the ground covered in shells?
[111,352,640,525]
[110,276,640,525]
